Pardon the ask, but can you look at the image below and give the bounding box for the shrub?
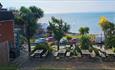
[112,47,115,52]
[75,46,82,54]
[80,35,91,50]
[89,47,93,52]
[93,48,99,56]
[31,42,53,54]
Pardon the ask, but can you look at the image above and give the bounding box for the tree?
[14,6,44,55]
[79,27,89,35]
[80,35,91,49]
[19,6,43,37]
[84,27,89,34]
[99,16,115,49]
[49,17,70,50]
[79,27,92,50]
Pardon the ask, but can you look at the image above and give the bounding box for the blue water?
[39,12,115,34]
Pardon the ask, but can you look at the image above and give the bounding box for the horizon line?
[45,11,115,14]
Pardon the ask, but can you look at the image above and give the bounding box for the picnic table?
[81,50,91,54]
[58,49,66,57]
[106,50,115,55]
[60,46,66,49]
[99,51,106,57]
[66,52,71,57]
[58,49,66,53]
[32,49,43,57]
[93,45,105,52]
[53,52,58,57]
[34,50,43,54]
[53,49,66,58]
[105,50,115,61]
[66,45,70,48]
[81,50,91,58]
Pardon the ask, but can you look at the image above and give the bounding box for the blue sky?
[1,0,115,13]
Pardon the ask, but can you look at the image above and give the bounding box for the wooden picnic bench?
[81,50,93,58]
[101,50,115,61]
[105,50,115,59]
[99,51,106,58]
[90,51,96,58]
[30,50,43,58]
[106,50,115,55]
[58,49,66,57]
[66,52,71,57]
[53,51,58,57]
[42,50,48,57]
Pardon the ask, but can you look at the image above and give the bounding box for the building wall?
[0,20,14,64]
[0,20,14,42]
[0,41,9,64]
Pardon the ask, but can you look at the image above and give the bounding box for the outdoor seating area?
[1,1,115,70]
[27,24,115,62]
[81,50,91,58]
[29,43,115,62]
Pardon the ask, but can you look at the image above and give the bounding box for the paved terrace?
[18,57,115,70]
[11,48,115,70]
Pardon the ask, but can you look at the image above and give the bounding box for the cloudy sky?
[1,0,115,13]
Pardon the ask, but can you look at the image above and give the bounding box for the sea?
[39,12,115,34]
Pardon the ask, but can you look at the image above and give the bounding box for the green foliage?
[99,16,114,32]
[105,35,115,49]
[19,34,27,45]
[72,49,77,56]
[49,17,70,50]
[14,6,44,38]
[79,27,93,50]
[80,35,91,50]
[29,6,43,18]
[14,15,24,25]
[89,47,93,52]
[75,45,82,54]
[79,27,89,35]
[92,47,100,56]
[32,42,53,53]
[112,47,115,52]
[66,36,72,40]
[63,23,70,32]
[99,17,115,49]
[13,6,44,54]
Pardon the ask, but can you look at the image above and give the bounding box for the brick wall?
[0,20,14,64]
[0,20,14,42]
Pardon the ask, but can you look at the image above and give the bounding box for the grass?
[0,64,17,70]
[65,34,95,39]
